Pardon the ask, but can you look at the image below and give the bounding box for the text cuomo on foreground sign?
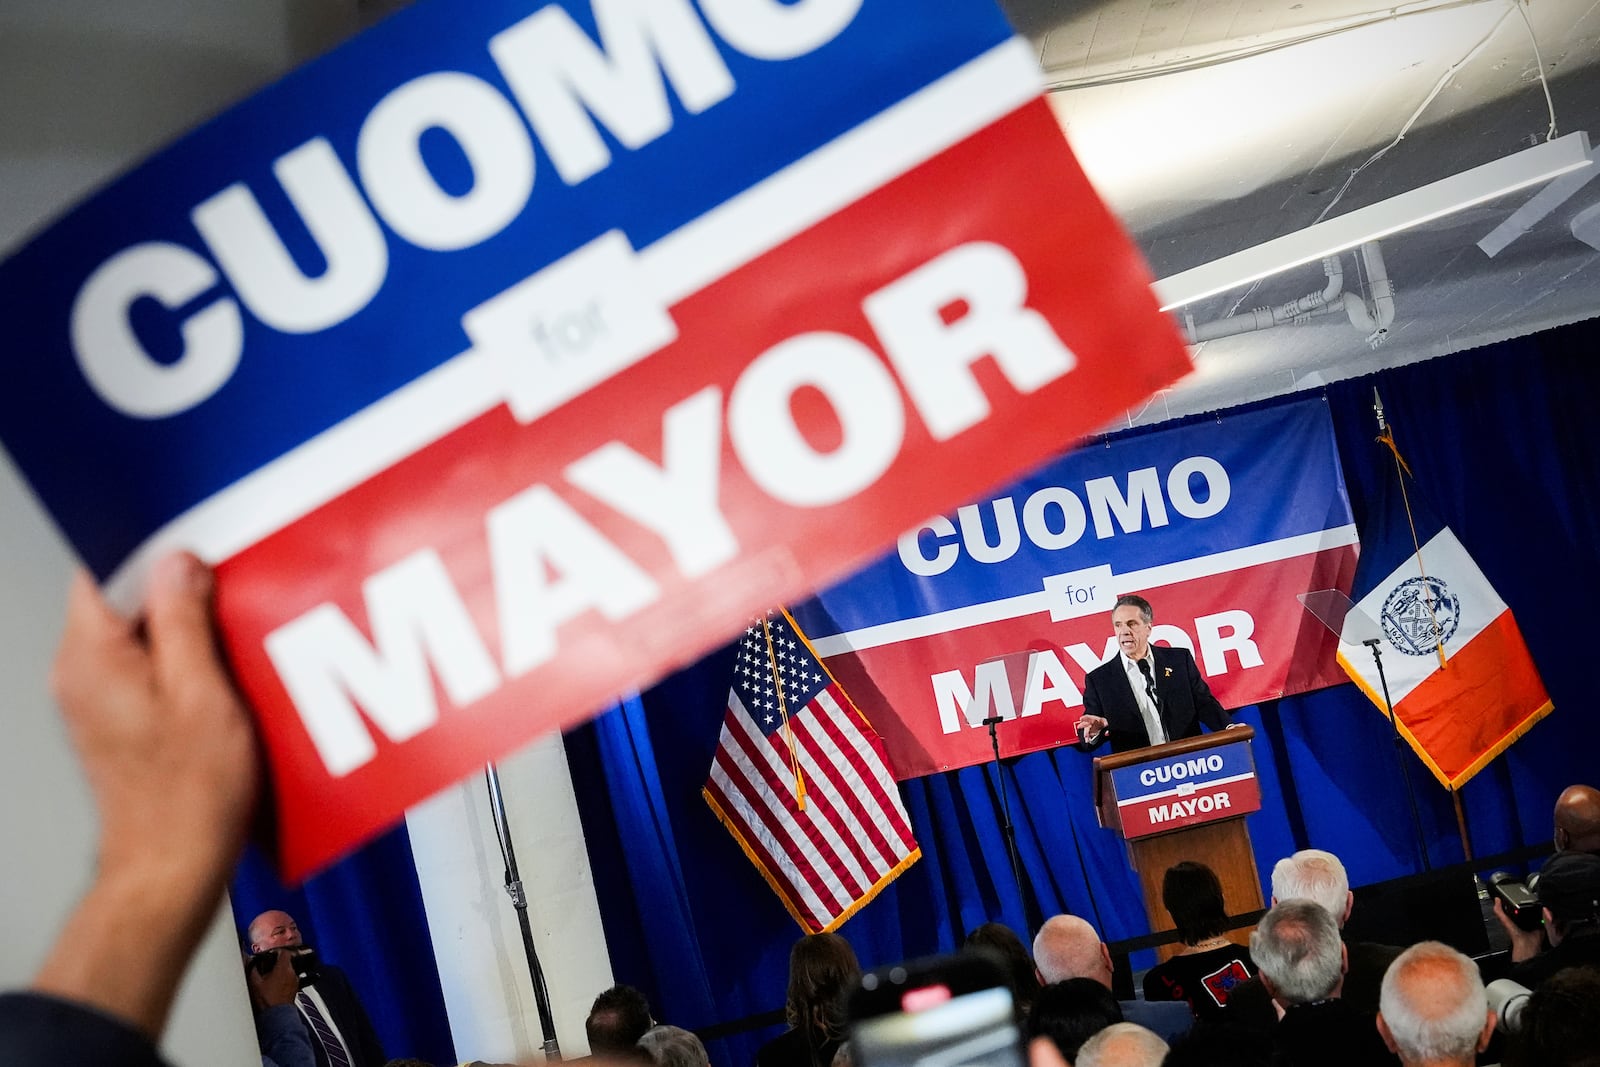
[0,0,1193,880]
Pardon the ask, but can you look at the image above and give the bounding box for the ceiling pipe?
[1182,255,1344,343]
[1336,241,1396,347]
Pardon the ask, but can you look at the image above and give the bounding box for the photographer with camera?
[1491,851,1600,990]
[250,949,315,1067]
[245,910,386,1067]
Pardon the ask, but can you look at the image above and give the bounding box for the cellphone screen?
[851,981,1024,1067]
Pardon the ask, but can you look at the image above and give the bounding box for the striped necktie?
[297,991,353,1067]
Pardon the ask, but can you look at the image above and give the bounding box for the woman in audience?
[1141,862,1255,1022]
[965,921,1044,1021]
[755,933,860,1067]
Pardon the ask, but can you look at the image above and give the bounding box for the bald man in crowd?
[246,909,386,1067]
[1033,916,1190,1043]
[1073,1023,1168,1067]
[1376,942,1495,1067]
[1554,784,1600,855]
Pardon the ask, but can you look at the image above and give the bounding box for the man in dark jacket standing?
[1074,594,1232,753]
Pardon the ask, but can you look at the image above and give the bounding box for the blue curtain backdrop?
[563,316,1600,1067]
[230,825,458,1066]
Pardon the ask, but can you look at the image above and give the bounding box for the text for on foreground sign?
[0,0,1192,879]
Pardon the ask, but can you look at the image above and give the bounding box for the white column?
[406,732,615,1063]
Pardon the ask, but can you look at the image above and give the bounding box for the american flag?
[702,609,920,932]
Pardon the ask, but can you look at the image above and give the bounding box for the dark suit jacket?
[0,992,168,1067]
[304,964,386,1067]
[1078,644,1230,753]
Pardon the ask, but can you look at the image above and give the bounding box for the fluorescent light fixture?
[1477,144,1600,257]
[1154,131,1593,311]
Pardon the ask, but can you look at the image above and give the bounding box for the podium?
[1093,726,1265,962]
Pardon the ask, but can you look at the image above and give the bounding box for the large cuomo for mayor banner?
[791,399,1360,779]
[0,1,1196,879]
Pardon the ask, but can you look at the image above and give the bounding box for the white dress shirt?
[1121,650,1167,745]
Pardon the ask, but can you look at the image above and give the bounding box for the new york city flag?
[1336,422,1551,788]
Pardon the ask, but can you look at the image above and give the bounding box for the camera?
[247,946,321,989]
[1486,979,1532,1035]
[848,953,1025,1067]
[1487,871,1543,932]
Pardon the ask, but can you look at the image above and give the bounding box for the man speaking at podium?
[1075,594,1232,753]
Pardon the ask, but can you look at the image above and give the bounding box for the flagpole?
[1362,639,1431,871]
[1451,791,1473,860]
[485,763,562,1061]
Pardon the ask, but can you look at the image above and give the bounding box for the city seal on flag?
[1380,575,1461,656]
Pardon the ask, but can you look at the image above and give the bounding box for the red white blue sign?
[792,399,1360,779]
[0,1,1195,878]
[1109,736,1261,838]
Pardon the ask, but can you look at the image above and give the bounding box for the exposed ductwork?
[1181,241,1395,348]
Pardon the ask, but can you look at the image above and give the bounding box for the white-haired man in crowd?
[1225,848,1403,1027]
[1073,1022,1168,1067]
[1376,942,1495,1067]
[1250,899,1399,1066]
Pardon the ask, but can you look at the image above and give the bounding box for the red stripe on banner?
[711,739,832,927]
[218,95,1192,879]
[822,544,1359,780]
[706,752,828,931]
[787,714,891,877]
[728,710,865,902]
[1116,778,1262,839]
[1394,609,1553,787]
[809,696,917,853]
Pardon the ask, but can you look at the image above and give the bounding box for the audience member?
[1553,785,1600,855]
[1141,862,1254,1021]
[251,949,316,1067]
[637,1025,709,1067]
[1504,965,1600,1067]
[1026,978,1123,1062]
[755,933,859,1067]
[1375,942,1495,1067]
[1503,851,1600,989]
[829,1040,853,1067]
[1073,1022,1167,1067]
[0,555,260,1065]
[1249,899,1398,1066]
[1159,1023,1270,1067]
[965,922,1044,1020]
[587,985,655,1057]
[1226,848,1402,1027]
[1033,915,1190,1043]
[246,909,387,1067]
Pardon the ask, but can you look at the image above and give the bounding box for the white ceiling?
[1000,0,1600,427]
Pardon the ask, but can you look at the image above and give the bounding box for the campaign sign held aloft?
[0,0,1193,879]
[792,399,1359,779]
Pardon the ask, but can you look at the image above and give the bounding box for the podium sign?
[1098,733,1260,839]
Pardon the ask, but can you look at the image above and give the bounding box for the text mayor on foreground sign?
[793,400,1358,778]
[0,0,1192,879]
